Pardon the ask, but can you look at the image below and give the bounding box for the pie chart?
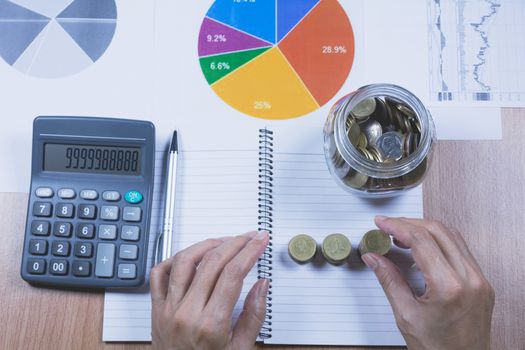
[198,0,355,120]
[0,0,117,78]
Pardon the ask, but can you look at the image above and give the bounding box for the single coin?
[357,132,368,150]
[359,230,392,256]
[362,119,383,146]
[288,234,317,264]
[371,97,390,126]
[404,132,414,157]
[376,131,404,161]
[397,103,416,118]
[351,98,377,122]
[343,168,369,189]
[322,234,352,265]
[347,121,361,146]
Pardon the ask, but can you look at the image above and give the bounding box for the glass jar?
[324,84,436,197]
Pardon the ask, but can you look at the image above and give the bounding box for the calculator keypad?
[25,188,143,284]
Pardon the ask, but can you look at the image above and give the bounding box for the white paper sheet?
[0,0,504,193]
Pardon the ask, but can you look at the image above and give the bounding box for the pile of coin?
[330,96,427,191]
[288,231,392,265]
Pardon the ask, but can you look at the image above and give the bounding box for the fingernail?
[362,253,379,270]
[375,215,388,222]
[254,231,269,241]
[257,279,270,299]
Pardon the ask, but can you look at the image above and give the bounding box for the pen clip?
[154,232,163,265]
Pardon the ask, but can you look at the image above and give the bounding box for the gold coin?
[288,234,317,264]
[342,168,369,189]
[357,132,368,149]
[347,122,361,146]
[322,234,351,265]
[351,98,377,120]
[359,230,392,256]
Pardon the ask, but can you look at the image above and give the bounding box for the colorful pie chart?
[198,0,355,120]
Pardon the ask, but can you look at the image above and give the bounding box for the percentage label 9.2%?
[209,62,231,70]
[322,45,347,54]
[207,34,227,43]
[254,101,272,110]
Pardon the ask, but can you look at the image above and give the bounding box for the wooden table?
[1,109,524,350]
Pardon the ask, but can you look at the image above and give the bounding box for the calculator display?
[44,144,141,176]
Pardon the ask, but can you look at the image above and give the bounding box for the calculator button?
[56,203,75,218]
[76,223,95,239]
[78,204,97,219]
[103,191,121,201]
[75,242,93,258]
[33,202,52,217]
[125,191,143,204]
[80,190,98,200]
[58,188,76,199]
[72,261,91,277]
[118,264,136,279]
[51,241,70,257]
[121,225,140,241]
[27,259,46,274]
[119,244,138,260]
[53,222,72,237]
[101,206,119,221]
[31,221,50,236]
[29,239,48,255]
[95,243,116,278]
[99,224,117,240]
[123,207,142,222]
[35,187,53,198]
[50,259,68,275]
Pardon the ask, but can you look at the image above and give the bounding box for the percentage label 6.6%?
[210,62,231,70]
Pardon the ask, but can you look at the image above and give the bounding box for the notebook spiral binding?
[257,128,274,339]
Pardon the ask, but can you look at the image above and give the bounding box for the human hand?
[150,231,270,350]
[362,216,495,350]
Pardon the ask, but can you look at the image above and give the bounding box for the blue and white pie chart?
[0,0,117,78]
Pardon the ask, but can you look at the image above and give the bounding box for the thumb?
[362,253,416,314]
[232,278,269,349]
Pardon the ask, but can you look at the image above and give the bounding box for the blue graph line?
[434,0,449,92]
[470,0,501,92]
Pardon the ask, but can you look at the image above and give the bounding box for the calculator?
[20,116,155,289]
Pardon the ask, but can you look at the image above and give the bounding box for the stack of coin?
[288,234,317,264]
[321,234,352,265]
[358,230,392,256]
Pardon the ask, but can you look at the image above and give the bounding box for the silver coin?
[362,120,383,146]
[376,131,404,161]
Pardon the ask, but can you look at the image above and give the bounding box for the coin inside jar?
[351,98,376,123]
[288,234,317,264]
[362,119,382,146]
[322,234,351,265]
[358,230,392,256]
[376,131,404,161]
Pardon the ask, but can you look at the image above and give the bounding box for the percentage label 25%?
[254,101,272,110]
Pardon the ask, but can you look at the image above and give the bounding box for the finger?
[150,255,176,304]
[362,253,416,315]
[375,216,456,288]
[393,237,410,249]
[183,231,258,309]
[232,279,270,349]
[400,218,482,276]
[206,231,269,317]
[167,238,225,307]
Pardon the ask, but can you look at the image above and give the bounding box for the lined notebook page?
[103,145,260,341]
[267,128,425,346]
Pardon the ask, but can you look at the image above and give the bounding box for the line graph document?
[428,0,525,106]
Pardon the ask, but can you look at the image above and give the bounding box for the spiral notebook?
[103,126,424,346]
